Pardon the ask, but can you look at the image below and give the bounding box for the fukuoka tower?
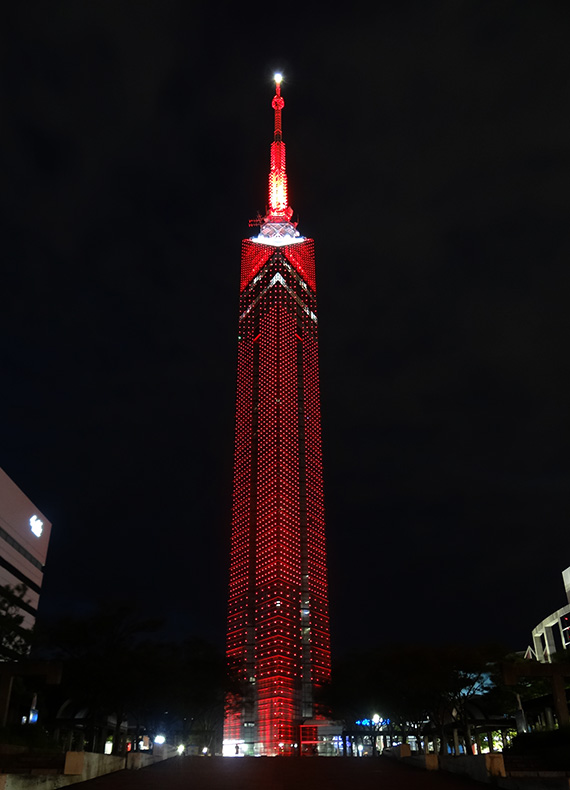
[224,75,331,757]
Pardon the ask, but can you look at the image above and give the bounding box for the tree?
[0,583,33,660]
[328,642,508,754]
[37,603,228,754]
[434,644,501,754]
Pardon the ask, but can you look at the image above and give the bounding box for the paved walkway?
[80,756,481,790]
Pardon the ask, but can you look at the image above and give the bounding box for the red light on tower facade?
[224,76,331,757]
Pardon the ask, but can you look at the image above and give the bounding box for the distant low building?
[0,468,52,656]
[526,567,570,662]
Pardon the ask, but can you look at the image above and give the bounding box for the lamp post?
[372,714,380,756]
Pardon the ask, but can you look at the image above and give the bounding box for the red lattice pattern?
[240,240,273,292]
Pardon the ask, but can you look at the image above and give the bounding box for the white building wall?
[0,468,52,642]
[563,566,570,605]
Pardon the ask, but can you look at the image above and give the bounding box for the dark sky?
[2,2,569,659]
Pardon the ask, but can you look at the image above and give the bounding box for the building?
[223,76,332,756]
[0,468,52,658]
[527,567,570,662]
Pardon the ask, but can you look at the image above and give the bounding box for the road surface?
[79,756,482,790]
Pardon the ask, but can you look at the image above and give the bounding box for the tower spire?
[267,73,293,223]
[272,72,284,142]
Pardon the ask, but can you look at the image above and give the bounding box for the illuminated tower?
[224,75,331,757]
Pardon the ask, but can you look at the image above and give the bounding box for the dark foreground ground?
[80,756,481,790]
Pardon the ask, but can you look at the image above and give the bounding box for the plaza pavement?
[79,755,482,790]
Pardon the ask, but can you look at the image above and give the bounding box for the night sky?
[2,2,569,659]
